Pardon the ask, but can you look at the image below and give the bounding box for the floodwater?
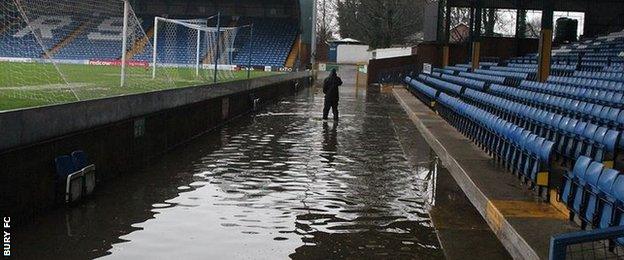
[14,71,446,259]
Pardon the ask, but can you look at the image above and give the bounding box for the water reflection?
[321,121,338,164]
[15,84,443,259]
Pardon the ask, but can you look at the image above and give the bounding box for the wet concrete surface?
[13,69,506,259]
[394,87,575,259]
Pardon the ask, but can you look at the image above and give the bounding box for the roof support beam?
[471,0,482,70]
[537,0,554,82]
[443,0,451,67]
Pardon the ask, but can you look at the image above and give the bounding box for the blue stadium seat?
[570,161,603,226]
[71,150,89,170]
[561,157,591,207]
[55,155,77,181]
[584,168,619,227]
[0,15,296,67]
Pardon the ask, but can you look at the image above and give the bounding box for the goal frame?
[150,14,249,82]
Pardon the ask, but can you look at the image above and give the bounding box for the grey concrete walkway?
[393,86,579,259]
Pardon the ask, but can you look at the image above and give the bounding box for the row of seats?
[454,61,624,84]
[489,84,624,129]
[412,72,624,167]
[432,68,456,75]
[404,76,437,104]
[560,156,624,242]
[405,76,556,189]
[508,63,578,71]
[573,71,624,82]
[458,71,506,84]
[435,91,554,187]
[462,87,620,165]
[519,80,624,108]
[510,56,624,69]
[604,65,624,72]
[231,17,297,67]
[502,63,578,76]
[548,76,624,92]
[474,68,529,81]
[489,65,535,74]
[444,65,469,72]
[417,74,463,95]
[416,69,624,132]
[439,73,486,91]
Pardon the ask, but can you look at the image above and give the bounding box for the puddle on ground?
[14,83,443,259]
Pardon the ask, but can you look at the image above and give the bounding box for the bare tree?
[337,0,425,49]
[450,7,471,42]
[316,0,338,45]
[526,16,541,38]
[517,9,527,38]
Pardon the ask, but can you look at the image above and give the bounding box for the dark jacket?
[323,72,343,102]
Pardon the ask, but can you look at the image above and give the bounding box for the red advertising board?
[89,59,149,68]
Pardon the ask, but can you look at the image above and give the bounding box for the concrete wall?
[0,72,312,225]
[0,72,309,152]
[337,44,371,64]
[367,55,419,85]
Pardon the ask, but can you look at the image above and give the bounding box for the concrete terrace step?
[392,86,579,259]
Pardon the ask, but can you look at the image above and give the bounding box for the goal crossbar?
[151,16,245,79]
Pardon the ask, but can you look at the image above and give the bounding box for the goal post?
[151,16,207,80]
[1,0,253,108]
[3,0,165,103]
[150,15,246,84]
[120,0,129,87]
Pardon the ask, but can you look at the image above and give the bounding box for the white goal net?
[152,16,242,83]
[0,0,248,111]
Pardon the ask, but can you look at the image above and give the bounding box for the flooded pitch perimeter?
[14,72,476,259]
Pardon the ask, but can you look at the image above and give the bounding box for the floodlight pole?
[213,12,221,83]
[196,28,201,77]
[152,17,159,79]
[247,23,254,79]
[120,0,130,87]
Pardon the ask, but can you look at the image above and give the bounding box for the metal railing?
[550,226,624,260]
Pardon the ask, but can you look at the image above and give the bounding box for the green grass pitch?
[0,61,280,111]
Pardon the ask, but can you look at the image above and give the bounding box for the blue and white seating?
[0,15,297,67]
[435,92,554,188]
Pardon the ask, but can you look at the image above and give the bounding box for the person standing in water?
[322,68,343,120]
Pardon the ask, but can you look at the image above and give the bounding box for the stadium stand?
[0,14,297,67]
[404,28,624,239]
[232,17,298,67]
